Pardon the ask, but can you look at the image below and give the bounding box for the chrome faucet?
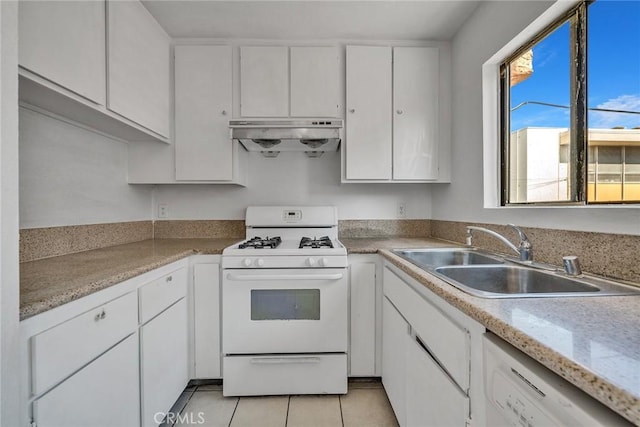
[466,224,533,262]
[562,255,582,276]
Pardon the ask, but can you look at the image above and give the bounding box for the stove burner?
[239,236,282,249]
[299,236,334,249]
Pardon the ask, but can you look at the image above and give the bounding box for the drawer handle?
[166,276,173,283]
[250,356,321,365]
[94,309,106,322]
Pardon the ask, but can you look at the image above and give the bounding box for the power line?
[510,100,640,115]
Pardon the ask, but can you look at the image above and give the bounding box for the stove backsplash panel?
[20,221,153,262]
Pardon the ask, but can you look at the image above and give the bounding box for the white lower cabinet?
[32,333,140,427]
[382,297,410,426]
[405,333,469,427]
[21,260,192,427]
[141,298,189,427]
[193,259,221,379]
[349,256,378,376]
[382,264,475,427]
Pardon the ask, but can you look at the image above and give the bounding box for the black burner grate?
[238,236,282,249]
[299,236,334,249]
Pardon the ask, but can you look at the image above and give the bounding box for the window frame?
[499,1,603,206]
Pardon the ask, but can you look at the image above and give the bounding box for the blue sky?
[510,0,640,131]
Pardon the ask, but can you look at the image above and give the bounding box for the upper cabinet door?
[393,47,439,180]
[240,46,289,117]
[290,47,339,117]
[345,46,392,180]
[19,1,106,105]
[107,0,170,138]
[175,45,233,181]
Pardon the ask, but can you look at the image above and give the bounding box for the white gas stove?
[222,206,348,269]
[221,206,348,397]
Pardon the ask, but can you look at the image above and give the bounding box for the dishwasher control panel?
[490,368,556,426]
[483,333,633,427]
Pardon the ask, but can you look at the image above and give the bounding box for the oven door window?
[251,289,320,320]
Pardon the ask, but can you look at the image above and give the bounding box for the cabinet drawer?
[139,266,187,324]
[33,333,140,427]
[223,354,347,397]
[31,291,137,396]
[384,267,470,392]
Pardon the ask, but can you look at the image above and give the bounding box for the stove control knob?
[319,257,329,267]
[243,258,252,267]
[255,258,265,267]
[306,257,316,267]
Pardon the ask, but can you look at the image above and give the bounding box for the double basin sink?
[392,248,640,298]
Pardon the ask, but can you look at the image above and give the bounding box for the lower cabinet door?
[382,297,409,426]
[33,334,140,427]
[193,262,221,378]
[349,261,377,377]
[141,298,189,427]
[405,333,470,427]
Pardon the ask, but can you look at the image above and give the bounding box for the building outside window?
[500,0,640,205]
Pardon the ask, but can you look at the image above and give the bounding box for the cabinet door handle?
[221,110,227,115]
[94,309,106,321]
[396,109,403,115]
[166,275,173,283]
[349,108,355,113]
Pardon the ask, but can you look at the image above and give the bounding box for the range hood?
[230,119,342,157]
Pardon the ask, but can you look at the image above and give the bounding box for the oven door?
[222,268,348,354]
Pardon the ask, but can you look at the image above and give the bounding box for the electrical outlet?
[397,203,406,218]
[158,204,168,219]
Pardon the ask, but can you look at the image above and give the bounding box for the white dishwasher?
[483,333,633,427]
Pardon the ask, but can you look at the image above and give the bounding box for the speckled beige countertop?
[20,236,640,424]
[20,238,240,320]
[374,243,640,426]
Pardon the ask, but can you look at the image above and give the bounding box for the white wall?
[431,0,640,235]
[19,107,153,229]
[1,2,21,425]
[154,151,432,220]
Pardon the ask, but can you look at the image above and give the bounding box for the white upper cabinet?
[19,1,106,106]
[290,47,339,117]
[393,47,439,181]
[107,0,171,138]
[240,46,289,117]
[344,45,441,182]
[128,44,246,185]
[240,46,339,118]
[175,45,233,181]
[345,46,393,180]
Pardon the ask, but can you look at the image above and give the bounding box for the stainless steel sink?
[392,248,503,268]
[433,265,640,298]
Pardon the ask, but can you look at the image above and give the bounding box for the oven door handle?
[226,273,344,281]
[249,356,321,365]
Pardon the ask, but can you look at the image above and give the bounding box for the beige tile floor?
[168,381,399,427]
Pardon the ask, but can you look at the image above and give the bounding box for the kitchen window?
[500,0,640,205]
